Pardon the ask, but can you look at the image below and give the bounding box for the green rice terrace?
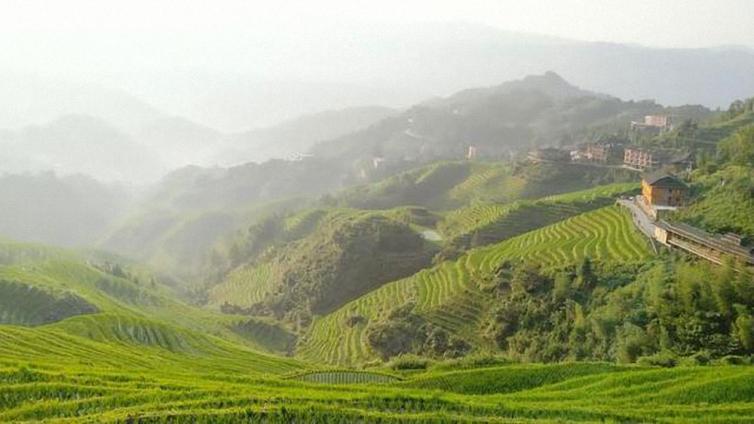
[4,195,752,422]
[3,147,754,422]
[298,205,652,366]
[1,351,753,423]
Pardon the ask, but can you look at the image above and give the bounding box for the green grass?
[696,111,754,143]
[299,206,651,366]
[0,358,751,422]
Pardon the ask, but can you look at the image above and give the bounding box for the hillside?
[312,72,712,165]
[299,206,651,365]
[214,106,396,165]
[98,158,347,280]
[339,161,637,211]
[209,209,437,322]
[0,173,130,247]
[0,238,297,356]
[0,115,166,183]
[438,182,639,250]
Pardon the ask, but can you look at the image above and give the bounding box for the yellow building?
[641,172,688,207]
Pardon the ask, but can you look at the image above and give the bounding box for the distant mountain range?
[0,105,394,182]
[3,23,753,135]
[82,23,754,131]
[312,72,711,163]
[213,106,396,166]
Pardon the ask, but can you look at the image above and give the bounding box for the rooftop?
[642,171,688,189]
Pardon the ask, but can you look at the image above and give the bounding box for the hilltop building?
[631,114,672,133]
[623,147,691,171]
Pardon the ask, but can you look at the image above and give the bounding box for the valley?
[1,70,754,422]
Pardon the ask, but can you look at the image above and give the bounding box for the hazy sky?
[1,0,752,131]
[1,0,752,49]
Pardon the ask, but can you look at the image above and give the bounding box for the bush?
[388,354,431,371]
[432,353,510,371]
[715,355,749,365]
[636,352,678,368]
[678,351,711,367]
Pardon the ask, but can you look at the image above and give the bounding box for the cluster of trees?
[213,212,434,329]
[364,302,471,360]
[719,125,754,167]
[481,258,754,364]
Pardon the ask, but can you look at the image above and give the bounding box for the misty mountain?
[97,72,711,277]
[0,115,167,183]
[90,23,753,131]
[0,73,165,133]
[0,172,130,247]
[134,116,226,166]
[312,72,711,163]
[213,106,395,165]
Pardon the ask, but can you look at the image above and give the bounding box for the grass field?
[299,205,651,366]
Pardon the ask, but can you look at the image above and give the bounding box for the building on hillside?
[642,172,688,207]
[623,147,692,171]
[654,222,754,266]
[631,114,672,133]
[636,172,688,219]
[624,147,656,169]
[574,142,625,163]
[528,147,570,163]
[466,145,478,160]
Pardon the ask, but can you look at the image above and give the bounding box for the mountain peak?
[510,71,604,100]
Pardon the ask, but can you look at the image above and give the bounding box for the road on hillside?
[617,198,656,240]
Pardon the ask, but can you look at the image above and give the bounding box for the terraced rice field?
[283,208,327,237]
[440,182,638,243]
[447,164,525,204]
[468,205,651,271]
[208,263,275,308]
[0,355,752,423]
[299,206,650,365]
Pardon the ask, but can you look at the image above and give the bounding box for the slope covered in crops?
[0,239,300,359]
[208,209,436,319]
[0,359,751,423]
[299,206,651,365]
[439,182,638,246]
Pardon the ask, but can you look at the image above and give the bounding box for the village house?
[637,171,688,219]
[630,114,673,133]
[574,142,624,163]
[623,147,691,170]
[642,172,687,207]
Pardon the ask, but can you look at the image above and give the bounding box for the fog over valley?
[2,2,754,421]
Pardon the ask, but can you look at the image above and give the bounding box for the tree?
[553,272,572,302]
[735,311,754,352]
[719,125,754,166]
[576,257,596,290]
[734,265,754,307]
